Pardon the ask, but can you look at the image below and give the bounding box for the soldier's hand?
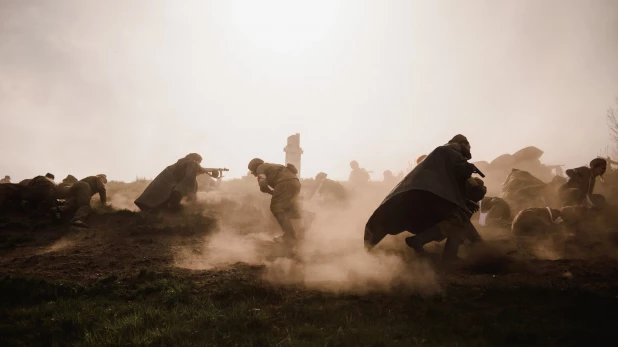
[466,201,480,214]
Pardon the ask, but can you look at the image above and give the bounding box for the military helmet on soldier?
[248,158,265,173]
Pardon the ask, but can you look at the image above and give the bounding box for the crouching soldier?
[364,134,485,262]
[22,175,58,217]
[53,174,107,227]
[248,158,303,246]
[559,158,607,207]
[478,197,512,228]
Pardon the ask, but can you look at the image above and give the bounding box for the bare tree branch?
[606,97,618,156]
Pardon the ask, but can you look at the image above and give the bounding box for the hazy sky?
[1,0,618,182]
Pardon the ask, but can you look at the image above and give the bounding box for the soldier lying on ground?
[134,153,217,212]
[559,158,607,207]
[511,207,562,238]
[477,197,512,228]
[248,158,303,247]
[364,134,485,262]
[52,174,107,228]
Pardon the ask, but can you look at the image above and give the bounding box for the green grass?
[1,270,617,347]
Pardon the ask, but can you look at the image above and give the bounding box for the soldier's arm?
[255,166,274,195]
[98,180,107,204]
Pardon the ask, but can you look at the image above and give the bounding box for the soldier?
[348,160,370,185]
[22,175,58,216]
[311,172,348,204]
[382,170,403,187]
[559,158,607,207]
[0,175,10,184]
[54,174,107,227]
[57,175,78,199]
[511,207,562,237]
[248,158,302,245]
[478,197,512,228]
[364,134,485,261]
[134,153,218,212]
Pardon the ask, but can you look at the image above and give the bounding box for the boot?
[167,191,183,211]
[70,218,90,228]
[442,236,463,262]
[405,225,444,254]
[273,212,297,245]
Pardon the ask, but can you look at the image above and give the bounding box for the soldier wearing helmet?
[248,158,302,245]
[53,174,108,227]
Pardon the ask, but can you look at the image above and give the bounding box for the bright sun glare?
[223,0,342,54]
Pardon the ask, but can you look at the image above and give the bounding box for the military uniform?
[478,197,512,227]
[511,207,561,237]
[559,167,598,207]
[22,176,58,214]
[365,135,483,260]
[59,175,107,222]
[256,163,301,216]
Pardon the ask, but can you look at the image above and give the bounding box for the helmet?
[248,158,264,173]
[97,174,108,184]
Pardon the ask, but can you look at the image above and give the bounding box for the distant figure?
[559,158,607,207]
[348,160,370,185]
[54,174,108,227]
[134,153,215,212]
[0,175,10,184]
[382,170,403,187]
[312,172,347,204]
[45,173,55,181]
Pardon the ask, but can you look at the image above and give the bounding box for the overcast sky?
[1,0,618,182]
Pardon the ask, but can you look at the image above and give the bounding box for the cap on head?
[248,158,264,173]
[315,172,327,181]
[96,174,108,184]
[590,158,607,168]
[45,173,55,180]
[448,134,469,146]
[63,175,78,184]
[350,160,359,169]
[416,155,427,164]
[185,153,203,163]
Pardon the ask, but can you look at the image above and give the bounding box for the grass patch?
[0,272,616,346]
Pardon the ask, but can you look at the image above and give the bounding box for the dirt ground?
[1,187,618,346]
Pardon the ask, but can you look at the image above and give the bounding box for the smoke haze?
[1,0,618,182]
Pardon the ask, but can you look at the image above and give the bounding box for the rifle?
[471,164,485,178]
[202,168,229,179]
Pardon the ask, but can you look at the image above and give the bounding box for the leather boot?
[405,225,444,254]
[442,236,463,262]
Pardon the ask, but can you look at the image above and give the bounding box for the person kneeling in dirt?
[559,158,607,207]
[364,134,485,262]
[248,158,303,246]
[134,153,218,212]
[21,175,58,217]
[311,172,348,206]
[52,174,108,228]
[477,197,512,228]
[511,207,563,238]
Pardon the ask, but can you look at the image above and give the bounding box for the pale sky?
[1,0,618,182]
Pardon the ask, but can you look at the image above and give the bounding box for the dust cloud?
[175,183,441,295]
